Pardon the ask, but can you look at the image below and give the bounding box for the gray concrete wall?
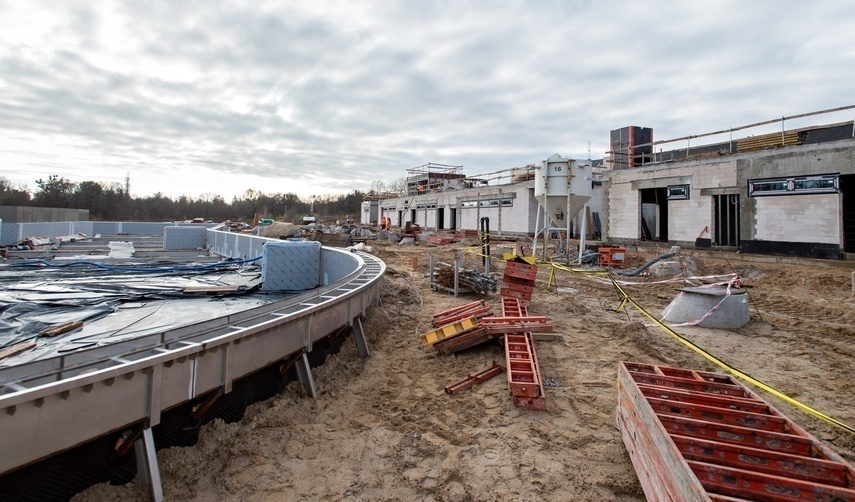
[0,206,89,223]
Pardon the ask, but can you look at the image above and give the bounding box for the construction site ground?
[76,241,855,501]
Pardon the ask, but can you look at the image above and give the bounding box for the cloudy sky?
[1,1,853,200]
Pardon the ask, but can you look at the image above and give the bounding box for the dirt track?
[75,242,855,501]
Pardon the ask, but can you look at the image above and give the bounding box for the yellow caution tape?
[545,263,855,435]
[605,274,855,435]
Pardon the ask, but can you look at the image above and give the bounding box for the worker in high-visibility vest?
[380,216,387,230]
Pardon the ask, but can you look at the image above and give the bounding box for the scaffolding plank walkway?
[617,361,855,501]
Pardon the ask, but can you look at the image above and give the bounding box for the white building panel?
[607,182,639,239]
[668,193,712,242]
[754,194,840,244]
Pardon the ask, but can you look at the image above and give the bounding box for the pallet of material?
[502,261,538,281]
[502,260,537,303]
[433,327,495,354]
[617,361,855,501]
[737,130,801,153]
[420,316,481,346]
[425,234,459,246]
[432,300,493,327]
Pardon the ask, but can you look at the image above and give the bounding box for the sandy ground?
[75,241,855,501]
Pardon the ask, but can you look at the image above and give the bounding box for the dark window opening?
[714,194,739,247]
[640,187,668,241]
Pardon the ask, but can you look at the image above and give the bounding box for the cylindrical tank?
[534,153,570,199]
[534,154,592,227]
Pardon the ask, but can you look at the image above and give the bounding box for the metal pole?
[726,196,731,246]
[578,204,588,265]
[565,189,572,264]
[729,128,733,153]
[781,116,785,145]
[532,204,541,258]
[454,251,461,297]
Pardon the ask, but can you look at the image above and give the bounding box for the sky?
[1,1,854,201]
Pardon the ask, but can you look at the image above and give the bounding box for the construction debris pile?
[421,258,553,410]
[433,266,497,295]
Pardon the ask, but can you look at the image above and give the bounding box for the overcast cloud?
[1,1,854,200]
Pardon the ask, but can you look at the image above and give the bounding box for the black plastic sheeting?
[0,262,268,361]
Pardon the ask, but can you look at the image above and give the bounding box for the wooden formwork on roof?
[737,130,802,153]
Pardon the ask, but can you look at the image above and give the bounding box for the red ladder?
[502,297,545,410]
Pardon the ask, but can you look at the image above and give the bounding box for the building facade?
[603,126,855,259]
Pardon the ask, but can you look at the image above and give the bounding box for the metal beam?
[134,428,163,502]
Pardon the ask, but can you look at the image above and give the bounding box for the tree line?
[0,175,370,223]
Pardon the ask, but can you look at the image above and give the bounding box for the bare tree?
[386,177,406,195]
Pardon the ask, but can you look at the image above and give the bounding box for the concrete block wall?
[605,160,737,242]
[754,194,840,244]
[605,181,639,240]
[667,195,712,242]
[738,143,855,244]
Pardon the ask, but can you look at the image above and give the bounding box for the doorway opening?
[713,194,739,246]
[639,188,668,241]
[840,175,855,252]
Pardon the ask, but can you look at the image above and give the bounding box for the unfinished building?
[371,160,606,239]
[603,114,855,259]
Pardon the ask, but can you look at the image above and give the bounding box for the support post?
[454,251,461,297]
[353,317,370,358]
[294,352,318,398]
[532,205,541,258]
[577,204,588,265]
[566,187,572,264]
[134,428,163,502]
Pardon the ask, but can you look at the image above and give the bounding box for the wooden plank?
[183,285,241,294]
[0,342,37,361]
[531,333,564,342]
[39,321,83,337]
